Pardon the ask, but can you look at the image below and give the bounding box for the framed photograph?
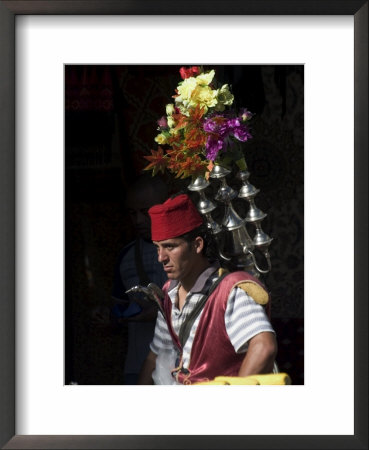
[1,1,367,449]
[63,62,305,389]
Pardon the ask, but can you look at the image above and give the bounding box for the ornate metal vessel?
[188,160,272,278]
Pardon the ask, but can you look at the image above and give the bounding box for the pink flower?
[157,116,168,128]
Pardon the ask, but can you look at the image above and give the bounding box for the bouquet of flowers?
[144,66,253,179]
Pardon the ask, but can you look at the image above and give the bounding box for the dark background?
[65,64,304,385]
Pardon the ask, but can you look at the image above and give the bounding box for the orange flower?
[143,147,168,176]
[184,128,206,149]
[175,156,208,179]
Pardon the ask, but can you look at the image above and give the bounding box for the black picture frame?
[0,1,367,449]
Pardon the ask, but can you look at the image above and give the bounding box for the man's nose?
[157,248,168,263]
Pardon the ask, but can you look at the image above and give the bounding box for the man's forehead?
[153,238,184,245]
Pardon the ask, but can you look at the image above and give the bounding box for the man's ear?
[193,236,204,254]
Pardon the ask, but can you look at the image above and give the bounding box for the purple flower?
[205,135,224,160]
[233,126,252,142]
[218,122,230,138]
[157,116,168,128]
[203,118,218,133]
[226,118,240,128]
[203,110,252,160]
[204,116,230,138]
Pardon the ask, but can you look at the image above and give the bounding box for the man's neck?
[180,259,211,294]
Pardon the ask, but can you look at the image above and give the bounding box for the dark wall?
[65,65,304,385]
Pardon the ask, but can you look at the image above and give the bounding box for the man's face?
[153,238,197,281]
[126,190,159,240]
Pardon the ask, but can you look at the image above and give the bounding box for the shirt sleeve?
[150,312,176,355]
[225,286,275,353]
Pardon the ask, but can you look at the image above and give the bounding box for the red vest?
[162,271,268,385]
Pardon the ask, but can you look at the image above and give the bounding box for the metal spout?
[215,183,237,202]
[222,204,246,231]
[188,176,210,191]
[238,170,259,199]
[197,197,216,214]
[210,164,231,179]
[245,200,267,223]
[197,191,217,214]
[253,228,273,248]
[238,183,259,199]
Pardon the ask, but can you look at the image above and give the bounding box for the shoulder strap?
[178,272,228,349]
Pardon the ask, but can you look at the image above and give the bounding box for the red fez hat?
[149,194,203,241]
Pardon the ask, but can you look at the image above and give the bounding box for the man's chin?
[165,272,176,279]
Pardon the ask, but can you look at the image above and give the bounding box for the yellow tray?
[195,373,291,385]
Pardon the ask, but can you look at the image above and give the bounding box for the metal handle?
[244,248,272,274]
[125,284,166,318]
[218,248,232,262]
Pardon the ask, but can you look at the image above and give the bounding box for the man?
[138,194,277,385]
[94,175,168,384]
[112,175,171,384]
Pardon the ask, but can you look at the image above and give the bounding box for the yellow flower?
[154,133,168,145]
[177,104,190,116]
[166,103,175,115]
[175,70,229,114]
[169,127,180,136]
[167,116,175,128]
[176,77,197,102]
[189,85,218,111]
[196,70,215,86]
